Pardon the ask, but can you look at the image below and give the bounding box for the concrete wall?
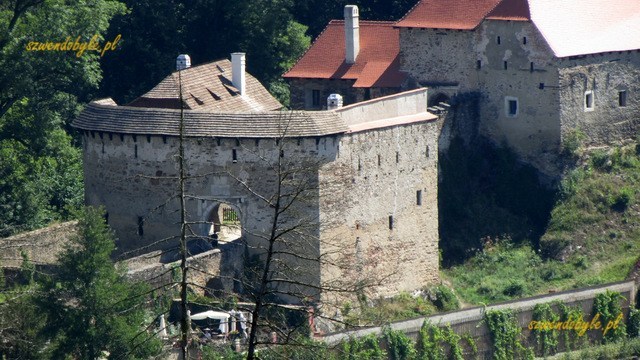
[322,280,636,359]
[559,51,640,147]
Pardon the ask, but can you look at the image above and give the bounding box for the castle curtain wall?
[559,51,640,147]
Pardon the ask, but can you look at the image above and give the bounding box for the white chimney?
[327,94,343,110]
[231,52,246,96]
[344,5,360,64]
[176,54,191,71]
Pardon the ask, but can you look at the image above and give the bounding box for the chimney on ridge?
[327,94,343,110]
[176,54,191,71]
[344,5,360,64]
[231,52,246,96]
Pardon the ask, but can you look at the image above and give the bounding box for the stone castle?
[73,54,441,305]
[74,0,640,306]
[285,0,640,176]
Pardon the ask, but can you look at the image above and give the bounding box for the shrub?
[628,308,640,338]
[563,129,587,158]
[591,149,610,171]
[503,281,526,297]
[430,285,460,312]
[609,187,634,212]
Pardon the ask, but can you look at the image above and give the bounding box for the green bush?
[503,281,526,297]
[627,308,640,338]
[431,285,460,312]
[608,187,634,212]
[563,129,587,158]
[591,149,610,171]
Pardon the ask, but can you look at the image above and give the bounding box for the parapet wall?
[336,88,429,126]
[322,280,636,358]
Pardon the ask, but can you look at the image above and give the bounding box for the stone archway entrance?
[206,203,242,244]
[429,92,450,107]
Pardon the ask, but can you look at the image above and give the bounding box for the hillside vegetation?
[442,140,640,305]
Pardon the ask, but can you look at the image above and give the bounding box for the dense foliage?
[0,0,126,236]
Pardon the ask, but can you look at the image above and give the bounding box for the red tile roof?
[283,20,407,88]
[486,0,531,21]
[395,0,502,30]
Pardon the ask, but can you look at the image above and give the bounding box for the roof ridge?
[395,0,423,25]
[283,20,336,78]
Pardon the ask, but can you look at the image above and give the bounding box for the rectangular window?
[504,61,508,70]
[530,62,534,72]
[396,151,400,163]
[388,215,394,230]
[378,154,381,166]
[476,60,482,69]
[137,216,144,236]
[312,90,321,107]
[585,91,594,111]
[417,190,422,206]
[523,36,527,44]
[426,145,430,158]
[505,97,518,117]
[232,149,237,162]
[497,36,501,45]
[619,90,628,107]
[134,144,138,158]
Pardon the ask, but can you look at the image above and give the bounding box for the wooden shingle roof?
[73,101,348,138]
[127,59,282,112]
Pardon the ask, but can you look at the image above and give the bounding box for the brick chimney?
[231,52,246,96]
[176,54,191,71]
[344,5,360,64]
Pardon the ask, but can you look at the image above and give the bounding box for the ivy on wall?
[483,309,534,360]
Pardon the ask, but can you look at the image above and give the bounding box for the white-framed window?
[584,91,595,111]
[505,96,519,117]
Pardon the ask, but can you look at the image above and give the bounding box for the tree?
[0,0,126,236]
[99,0,310,106]
[39,207,161,359]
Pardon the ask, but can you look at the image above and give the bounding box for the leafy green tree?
[39,207,161,359]
[100,0,310,106]
[0,0,126,236]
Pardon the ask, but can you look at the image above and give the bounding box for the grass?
[444,144,640,306]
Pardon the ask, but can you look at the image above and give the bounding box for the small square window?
[585,91,594,111]
[619,90,627,107]
[505,97,518,117]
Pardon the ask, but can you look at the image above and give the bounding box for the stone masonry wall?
[559,51,640,147]
[318,117,442,307]
[476,20,562,176]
